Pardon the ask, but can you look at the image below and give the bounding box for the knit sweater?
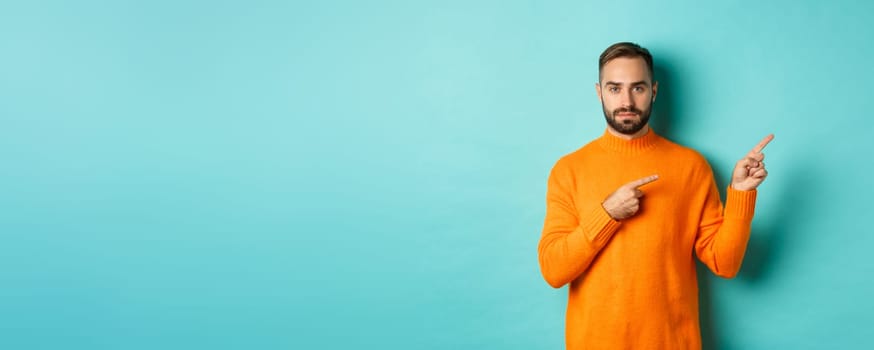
[538,128,757,350]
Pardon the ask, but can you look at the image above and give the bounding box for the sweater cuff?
[724,186,757,221]
[576,205,622,249]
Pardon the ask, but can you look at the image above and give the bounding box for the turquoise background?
[1,1,872,349]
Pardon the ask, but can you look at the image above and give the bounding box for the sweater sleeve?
[694,171,757,279]
[538,161,622,288]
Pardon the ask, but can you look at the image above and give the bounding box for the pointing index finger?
[751,134,775,154]
[626,174,660,189]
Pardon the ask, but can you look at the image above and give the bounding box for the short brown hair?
[599,42,654,81]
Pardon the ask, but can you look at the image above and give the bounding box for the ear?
[651,81,658,102]
[595,83,602,102]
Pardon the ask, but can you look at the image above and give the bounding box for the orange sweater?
[538,129,757,350]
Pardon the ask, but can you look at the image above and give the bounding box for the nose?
[621,90,634,109]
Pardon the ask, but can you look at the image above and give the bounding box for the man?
[537,42,772,349]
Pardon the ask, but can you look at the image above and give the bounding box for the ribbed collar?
[596,127,661,155]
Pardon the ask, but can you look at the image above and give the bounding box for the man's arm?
[695,134,772,278]
[694,182,757,278]
[537,162,657,288]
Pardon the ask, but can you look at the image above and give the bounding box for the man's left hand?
[731,134,774,191]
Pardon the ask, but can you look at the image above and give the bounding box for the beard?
[601,102,652,135]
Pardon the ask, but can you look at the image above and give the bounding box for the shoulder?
[656,136,714,176]
[550,138,601,173]
[656,136,705,162]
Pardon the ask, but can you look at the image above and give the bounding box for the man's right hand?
[601,175,659,220]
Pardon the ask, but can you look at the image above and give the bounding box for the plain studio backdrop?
[1,1,872,349]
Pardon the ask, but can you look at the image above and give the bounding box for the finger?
[626,174,660,189]
[633,189,644,198]
[752,168,768,178]
[751,134,774,154]
[748,160,765,170]
[738,158,759,169]
[745,151,765,162]
[747,163,764,176]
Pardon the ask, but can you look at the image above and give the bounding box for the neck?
[607,124,650,140]
[598,125,659,155]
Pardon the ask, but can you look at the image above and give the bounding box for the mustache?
[612,107,643,117]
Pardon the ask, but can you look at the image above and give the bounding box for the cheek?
[637,95,653,108]
[637,94,652,103]
[603,102,619,114]
[602,96,621,109]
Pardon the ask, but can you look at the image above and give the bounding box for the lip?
[617,113,638,117]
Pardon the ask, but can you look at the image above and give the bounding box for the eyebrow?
[604,80,649,86]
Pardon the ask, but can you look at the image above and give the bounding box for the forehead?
[601,57,651,83]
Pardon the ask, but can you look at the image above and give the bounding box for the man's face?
[596,57,658,135]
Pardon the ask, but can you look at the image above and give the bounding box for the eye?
[609,86,620,93]
[633,86,646,93]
